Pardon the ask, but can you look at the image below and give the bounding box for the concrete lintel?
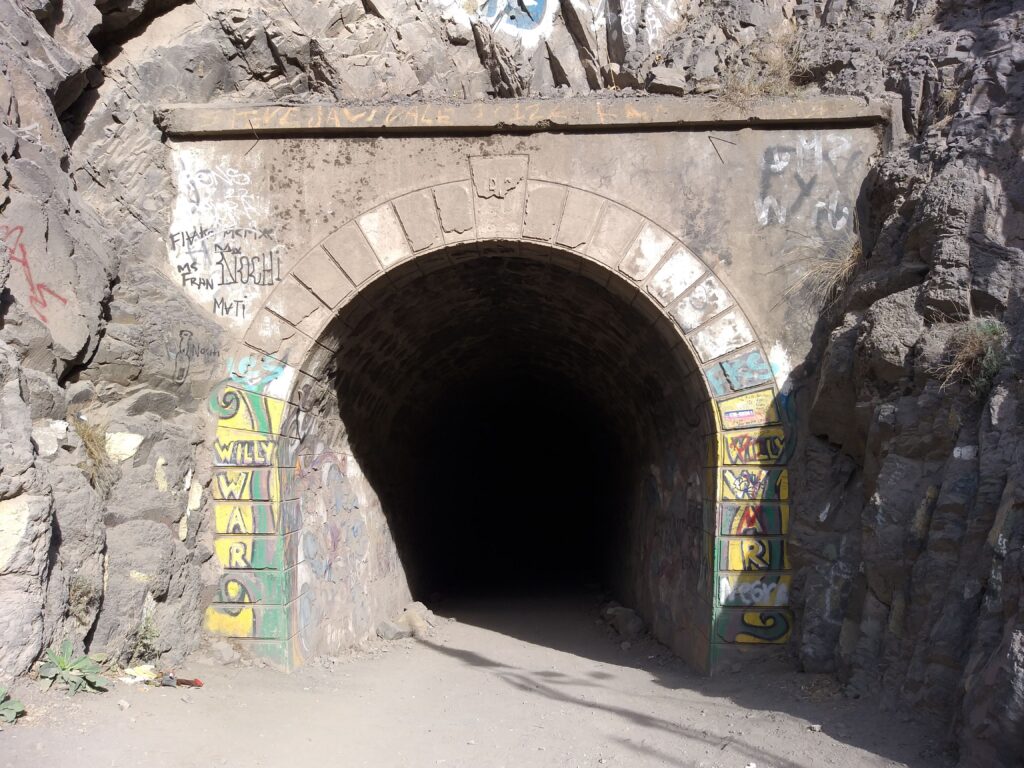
[156,96,888,139]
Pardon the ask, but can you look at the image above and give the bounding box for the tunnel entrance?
[316,244,713,663]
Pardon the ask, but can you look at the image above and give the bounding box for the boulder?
[377,619,413,641]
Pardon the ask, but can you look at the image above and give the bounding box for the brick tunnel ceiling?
[325,244,705,599]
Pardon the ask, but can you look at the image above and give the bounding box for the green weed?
[38,640,111,695]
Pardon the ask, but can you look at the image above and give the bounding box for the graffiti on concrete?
[720,468,789,501]
[714,608,792,643]
[168,151,284,325]
[618,0,685,48]
[205,356,406,664]
[480,0,548,32]
[204,352,299,664]
[719,503,789,536]
[711,379,793,652]
[722,427,789,465]
[433,0,553,47]
[224,354,288,394]
[166,329,220,383]
[703,349,774,397]
[755,132,860,232]
[720,536,789,572]
[431,0,685,50]
[719,574,791,607]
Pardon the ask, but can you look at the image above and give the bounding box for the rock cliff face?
[0,0,1021,763]
[787,4,1024,762]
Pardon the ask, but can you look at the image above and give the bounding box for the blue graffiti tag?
[704,349,773,396]
[480,0,547,31]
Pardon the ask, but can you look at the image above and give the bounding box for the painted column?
[203,355,303,667]
[704,348,794,663]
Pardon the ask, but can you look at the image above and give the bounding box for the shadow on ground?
[422,591,952,768]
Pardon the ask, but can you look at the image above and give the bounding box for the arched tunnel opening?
[316,243,713,661]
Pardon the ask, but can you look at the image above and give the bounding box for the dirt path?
[1,596,947,768]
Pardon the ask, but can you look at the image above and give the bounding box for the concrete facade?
[162,97,883,673]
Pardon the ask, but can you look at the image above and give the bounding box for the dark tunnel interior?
[325,244,710,613]
[409,369,626,596]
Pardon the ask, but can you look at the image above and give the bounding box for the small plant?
[129,614,161,665]
[69,576,98,626]
[931,319,1008,396]
[0,686,25,725]
[38,640,111,695]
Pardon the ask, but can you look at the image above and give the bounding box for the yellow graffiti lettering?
[214,537,254,569]
[741,539,768,569]
[215,504,253,534]
[735,611,792,643]
[229,541,248,567]
[725,537,790,571]
[214,434,276,466]
[213,469,250,500]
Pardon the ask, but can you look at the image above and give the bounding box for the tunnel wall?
[205,355,411,667]
[175,102,880,672]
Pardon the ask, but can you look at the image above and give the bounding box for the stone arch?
[204,164,793,673]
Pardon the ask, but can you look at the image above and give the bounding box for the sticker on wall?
[716,388,779,430]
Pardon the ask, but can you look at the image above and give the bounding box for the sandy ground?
[1,595,950,768]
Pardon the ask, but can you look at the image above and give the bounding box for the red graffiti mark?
[0,225,68,324]
[734,505,766,535]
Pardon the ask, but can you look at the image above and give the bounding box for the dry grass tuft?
[69,576,98,625]
[938,87,958,114]
[69,413,116,494]
[782,231,863,311]
[930,319,1008,396]
[719,29,809,106]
